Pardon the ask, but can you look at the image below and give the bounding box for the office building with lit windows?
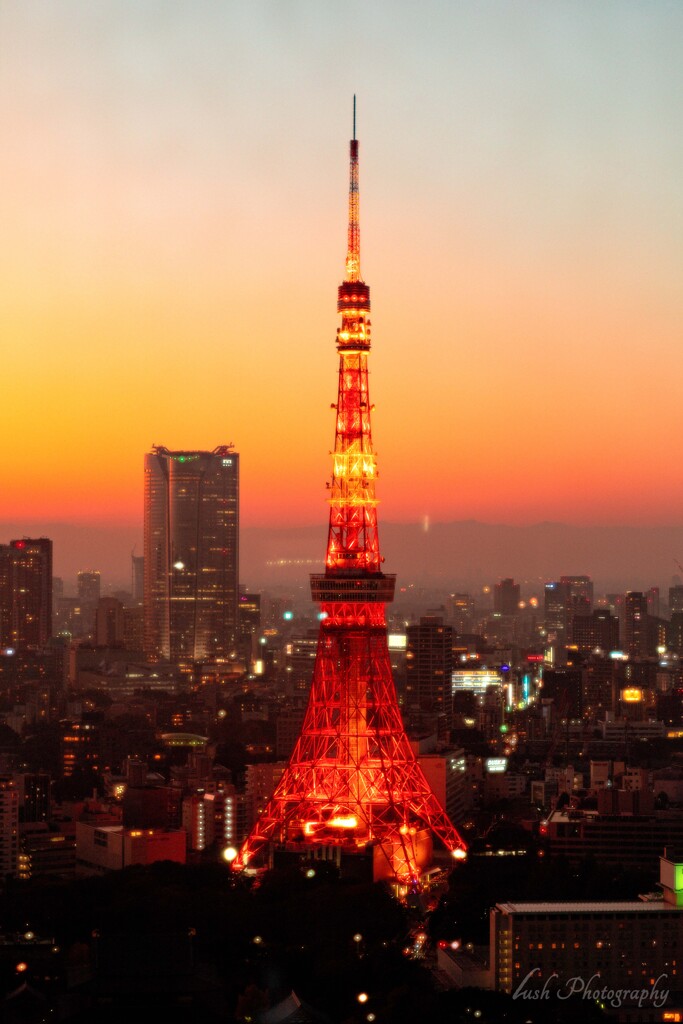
[0,538,53,650]
[0,776,19,877]
[405,615,453,713]
[492,852,683,1016]
[143,446,239,663]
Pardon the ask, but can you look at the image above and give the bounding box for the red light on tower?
[233,100,466,889]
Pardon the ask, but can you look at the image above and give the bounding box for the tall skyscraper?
[77,570,101,606]
[545,574,593,653]
[95,597,125,647]
[0,545,11,648]
[624,591,648,658]
[494,578,520,616]
[448,593,475,634]
[544,580,572,647]
[560,574,594,613]
[131,554,144,605]
[144,446,239,663]
[233,107,466,888]
[406,615,453,714]
[0,777,19,877]
[8,538,53,649]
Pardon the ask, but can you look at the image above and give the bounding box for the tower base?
[265,832,436,888]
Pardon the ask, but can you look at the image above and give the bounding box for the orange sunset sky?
[2,2,683,537]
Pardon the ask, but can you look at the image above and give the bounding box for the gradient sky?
[2,0,683,535]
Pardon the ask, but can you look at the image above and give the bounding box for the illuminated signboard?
[452,670,502,694]
[388,634,407,650]
[621,688,643,703]
[675,864,683,893]
[485,758,508,773]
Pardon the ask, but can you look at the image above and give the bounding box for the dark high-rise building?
[669,585,683,616]
[77,571,101,607]
[95,597,124,647]
[60,721,100,779]
[669,613,683,654]
[560,575,593,614]
[494,578,520,616]
[544,580,572,647]
[0,545,11,648]
[8,538,53,649]
[238,587,261,664]
[285,630,318,695]
[542,667,584,718]
[448,593,475,634]
[572,609,619,653]
[144,445,239,663]
[122,605,144,652]
[13,772,51,823]
[647,586,660,619]
[406,615,453,713]
[624,591,648,659]
[132,554,144,605]
[545,575,594,653]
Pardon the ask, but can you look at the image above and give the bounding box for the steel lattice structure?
[233,105,466,887]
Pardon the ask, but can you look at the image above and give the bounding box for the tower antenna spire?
[346,96,361,282]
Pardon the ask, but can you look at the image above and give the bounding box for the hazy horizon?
[3,517,682,599]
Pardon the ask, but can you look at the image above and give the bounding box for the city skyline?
[3,2,683,537]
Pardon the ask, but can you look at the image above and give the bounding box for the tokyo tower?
[234,102,466,888]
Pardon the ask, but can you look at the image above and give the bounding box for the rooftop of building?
[495,900,677,915]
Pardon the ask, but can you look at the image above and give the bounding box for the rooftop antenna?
[353,94,356,140]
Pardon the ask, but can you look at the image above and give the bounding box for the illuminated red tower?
[234,103,466,887]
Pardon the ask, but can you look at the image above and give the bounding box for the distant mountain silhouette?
[242,520,683,593]
[1,519,681,594]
